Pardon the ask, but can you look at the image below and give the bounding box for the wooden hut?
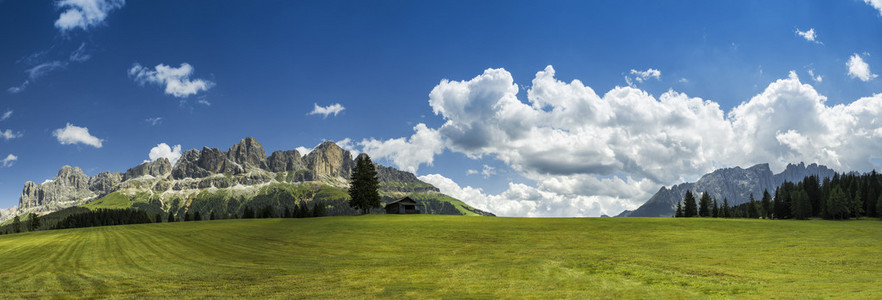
[385,197,422,214]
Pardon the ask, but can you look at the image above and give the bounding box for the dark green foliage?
[155,214,162,223]
[53,209,152,230]
[761,190,772,219]
[258,205,275,218]
[312,201,327,217]
[877,195,882,219]
[283,207,292,218]
[791,189,812,220]
[712,199,719,218]
[824,186,849,220]
[675,201,683,218]
[184,212,191,222]
[12,216,21,233]
[168,213,176,223]
[683,190,697,217]
[194,211,202,221]
[210,211,217,220]
[721,198,730,218]
[748,194,759,219]
[27,213,41,231]
[242,206,255,219]
[348,154,381,214]
[698,192,712,217]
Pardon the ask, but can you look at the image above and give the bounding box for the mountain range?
[617,162,836,217]
[0,137,494,223]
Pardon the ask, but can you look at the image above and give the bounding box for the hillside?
[0,216,880,298]
[619,162,835,217]
[0,137,493,224]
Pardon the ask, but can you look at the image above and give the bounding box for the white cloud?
[0,110,11,121]
[308,103,345,118]
[69,43,91,62]
[625,68,661,86]
[847,53,878,82]
[865,0,882,15]
[481,164,496,178]
[384,66,882,217]
[360,123,444,173]
[1,154,17,168]
[145,117,162,126]
[1,129,22,140]
[55,0,125,32]
[466,169,478,176]
[129,63,214,98]
[807,69,822,82]
[295,146,312,156]
[52,123,103,148]
[678,78,689,83]
[148,143,182,165]
[795,28,821,44]
[8,61,68,93]
[336,138,361,158]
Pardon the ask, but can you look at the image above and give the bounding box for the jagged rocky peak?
[124,158,172,181]
[228,136,267,170]
[19,165,95,210]
[305,141,354,178]
[90,171,122,196]
[267,150,303,172]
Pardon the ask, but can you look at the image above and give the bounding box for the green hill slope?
[1,217,880,298]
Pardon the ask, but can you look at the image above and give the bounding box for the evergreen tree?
[722,198,730,218]
[242,206,255,219]
[761,189,772,219]
[155,214,162,223]
[210,211,217,220]
[12,215,21,233]
[683,190,697,217]
[27,213,41,231]
[348,154,381,215]
[184,212,191,222]
[792,189,812,220]
[312,201,327,217]
[698,192,712,217]
[168,213,176,223]
[748,194,759,218]
[824,186,848,220]
[675,201,683,217]
[712,198,719,218]
[194,211,202,221]
[283,207,292,218]
[299,203,310,218]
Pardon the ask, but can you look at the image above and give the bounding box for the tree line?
[676,171,882,220]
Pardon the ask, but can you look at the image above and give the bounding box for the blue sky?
[1,1,882,216]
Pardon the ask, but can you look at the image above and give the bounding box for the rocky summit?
[618,162,836,217]
[2,137,494,223]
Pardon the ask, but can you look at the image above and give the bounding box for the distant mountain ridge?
[618,162,836,217]
[1,137,494,223]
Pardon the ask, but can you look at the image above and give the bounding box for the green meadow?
[0,215,880,298]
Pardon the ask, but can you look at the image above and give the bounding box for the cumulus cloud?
[466,169,478,176]
[847,53,878,82]
[866,0,882,15]
[129,63,214,98]
[625,68,661,86]
[308,103,345,118]
[481,165,496,178]
[1,154,17,168]
[52,123,103,148]
[795,28,821,44]
[148,143,182,165]
[55,0,125,32]
[1,129,22,140]
[380,65,882,216]
[360,123,444,173]
[0,110,11,122]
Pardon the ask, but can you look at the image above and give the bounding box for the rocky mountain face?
[3,137,490,222]
[618,162,836,217]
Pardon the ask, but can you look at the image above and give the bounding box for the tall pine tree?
[683,190,698,217]
[675,201,684,217]
[698,192,712,217]
[349,154,381,215]
[761,189,772,219]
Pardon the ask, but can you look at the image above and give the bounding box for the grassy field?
[0,216,880,298]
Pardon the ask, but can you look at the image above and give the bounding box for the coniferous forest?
[675,171,882,220]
